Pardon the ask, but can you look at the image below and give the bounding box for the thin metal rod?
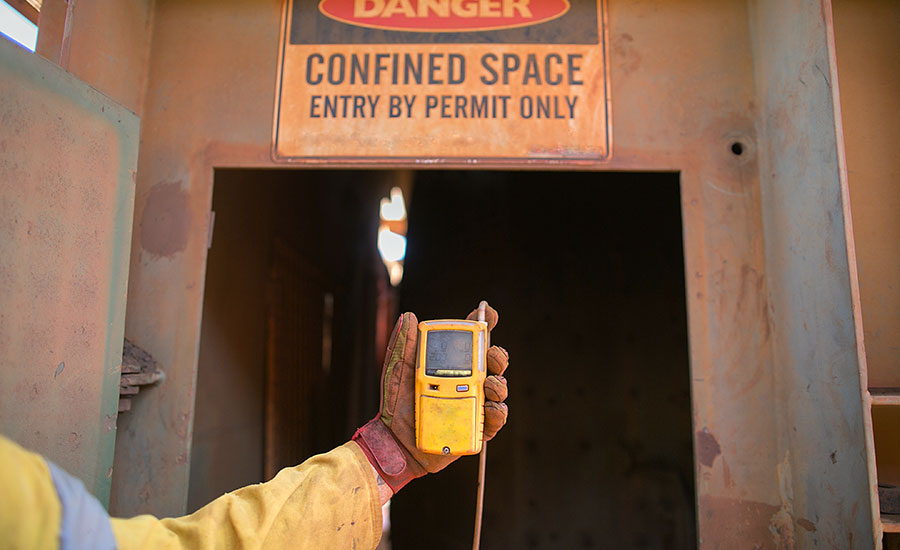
[473,300,488,550]
[473,440,487,550]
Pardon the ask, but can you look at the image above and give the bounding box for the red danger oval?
[318,0,571,33]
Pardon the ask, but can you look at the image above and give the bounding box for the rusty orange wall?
[110,0,285,517]
[832,0,900,390]
[833,0,900,509]
[35,0,153,115]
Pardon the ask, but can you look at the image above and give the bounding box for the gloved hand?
[352,304,509,494]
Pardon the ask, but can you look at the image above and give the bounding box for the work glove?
[352,304,509,494]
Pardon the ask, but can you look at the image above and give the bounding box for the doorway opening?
[189,169,696,549]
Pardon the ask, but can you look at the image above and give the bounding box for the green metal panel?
[0,37,138,507]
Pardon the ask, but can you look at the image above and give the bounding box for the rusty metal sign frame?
[270,0,612,165]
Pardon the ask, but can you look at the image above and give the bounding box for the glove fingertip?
[487,346,509,375]
[483,402,509,441]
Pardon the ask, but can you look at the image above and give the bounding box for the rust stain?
[797,518,816,532]
[613,32,641,77]
[698,495,780,549]
[696,429,721,467]
[722,457,735,488]
[138,482,152,504]
[140,181,191,257]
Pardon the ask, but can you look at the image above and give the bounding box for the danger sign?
[273,0,609,161]
[318,0,569,32]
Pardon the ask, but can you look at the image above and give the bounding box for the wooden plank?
[883,514,900,533]
[871,389,900,407]
[121,364,142,374]
[121,372,163,387]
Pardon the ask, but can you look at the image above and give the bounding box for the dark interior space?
[189,169,695,549]
[394,171,694,549]
[188,170,393,511]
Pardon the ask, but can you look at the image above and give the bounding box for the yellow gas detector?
[415,318,488,456]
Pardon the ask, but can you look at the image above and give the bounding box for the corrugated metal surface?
[0,36,138,506]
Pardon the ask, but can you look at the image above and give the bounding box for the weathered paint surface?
[0,35,138,506]
[751,0,877,546]
[110,1,286,517]
[275,0,610,160]
[32,0,877,545]
[35,0,154,115]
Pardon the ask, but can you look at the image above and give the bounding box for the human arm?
[112,442,382,550]
[117,304,509,547]
[0,431,384,550]
[0,305,508,550]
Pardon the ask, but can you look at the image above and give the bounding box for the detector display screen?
[425,330,473,377]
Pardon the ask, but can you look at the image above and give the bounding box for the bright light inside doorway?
[380,187,407,221]
[377,228,406,263]
[0,1,37,52]
[378,186,408,287]
[387,263,403,287]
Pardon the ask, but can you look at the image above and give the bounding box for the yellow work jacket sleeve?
[0,435,63,549]
[112,442,383,550]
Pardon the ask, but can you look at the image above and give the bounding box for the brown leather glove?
[352,304,509,493]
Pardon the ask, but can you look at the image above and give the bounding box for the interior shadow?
[393,171,696,550]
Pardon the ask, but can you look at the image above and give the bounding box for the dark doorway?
[393,171,695,549]
[188,170,392,511]
[189,169,695,549]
